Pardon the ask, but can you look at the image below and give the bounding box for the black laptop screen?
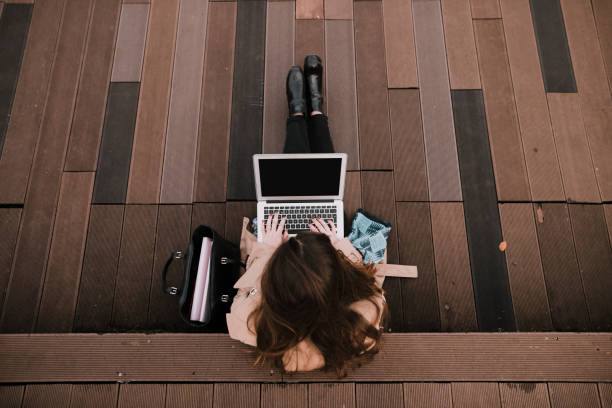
[259,158,342,197]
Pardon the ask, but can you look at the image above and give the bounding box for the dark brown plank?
[73,205,124,332]
[499,203,553,331]
[36,172,94,333]
[165,384,212,408]
[500,0,565,202]
[295,19,325,110]
[396,202,440,332]
[262,384,308,408]
[194,1,236,202]
[473,19,531,202]
[533,203,589,331]
[64,0,121,171]
[382,0,417,88]
[225,201,257,245]
[324,0,351,19]
[403,383,452,407]
[22,384,72,407]
[548,383,600,408]
[70,384,118,408]
[214,383,260,408]
[110,3,149,82]
[0,385,24,408]
[389,89,428,201]
[191,203,226,234]
[354,1,392,170]
[296,0,323,19]
[0,208,21,317]
[356,383,403,408]
[605,204,612,246]
[126,0,179,204]
[600,383,612,408]
[344,171,362,224]
[0,0,93,333]
[568,204,612,331]
[309,383,355,408]
[430,202,477,332]
[592,0,612,93]
[117,384,165,408]
[469,0,500,18]
[111,204,157,330]
[498,383,550,408]
[451,383,501,408]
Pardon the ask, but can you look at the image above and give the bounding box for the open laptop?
[253,153,347,242]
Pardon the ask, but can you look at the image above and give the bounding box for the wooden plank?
[355,383,402,407]
[70,384,118,408]
[592,0,612,94]
[191,203,226,234]
[500,0,565,202]
[473,19,531,202]
[225,201,256,245]
[226,0,266,200]
[325,20,359,170]
[126,0,179,204]
[568,204,612,331]
[262,384,307,408]
[111,204,157,330]
[117,384,165,408]
[194,1,236,202]
[214,384,260,408]
[600,383,612,408]
[22,384,72,407]
[529,0,576,92]
[344,171,361,224]
[548,383,600,408]
[160,0,208,204]
[0,3,32,157]
[0,208,21,318]
[92,82,140,204]
[546,93,600,203]
[309,383,355,408]
[324,0,351,19]
[262,1,294,155]
[0,0,64,204]
[498,204,552,331]
[451,90,515,332]
[440,0,481,89]
[451,383,501,408]
[403,383,451,407]
[413,0,462,201]
[0,0,93,333]
[396,202,440,332]
[469,0,500,18]
[36,172,94,333]
[581,102,612,201]
[294,19,325,112]
[165,384,212,408]
[296,0,323,19]
[533,203,589,331]
[389,89,427,201]
[0,385,24,408]
[382,0,417,88]
[606,204,612,246]
[430,202,477,332]
[110,3,149,82]
[64,0,121,172]
[498,383,550,408]
[73,205,124,332]
[354,1,392,170]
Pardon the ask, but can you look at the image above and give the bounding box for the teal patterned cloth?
[348,209,391,264]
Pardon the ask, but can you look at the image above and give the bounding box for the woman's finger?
[313,218,329,234]
[308,223,317,232]
[260,218,266,235]
[279,215,287,232]
[326,219,336,233]
[266,212,273,233]
[271,211,279,231]
[317,217,331,233]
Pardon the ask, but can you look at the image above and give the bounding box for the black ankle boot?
[286,66,306,115]
[304,55,323,113]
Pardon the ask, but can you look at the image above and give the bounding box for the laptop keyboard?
[264,204,337,234]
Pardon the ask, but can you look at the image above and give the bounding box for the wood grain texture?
[403,383,452,408]
[592,0,612,94]
[600,383,612,408]
[0,385,23,408]
[73,205,124,332]
[262,384,307,408]
[344,171,362,223]
[64,0,121,172]
[413,0,462,201]
[581,102,612,201]
[473,19,531,202]
[117,384,165,408]
[498,383,550,408]
[451,383,501,408]
[356,383,403,408]
[214,383,261,408]
[440,0,481,89]
[296,0,323,19]
[325,20,359,170]
[324,0,351,19]
[498,204,552,331]
[546,93,600,203]
[548,383,600,408]
[126,0,179,204]
[194,1,236,202]
[0,0,93,333]
[469,0,500,18]
[430,203,477,332]
[70,384,118,408]
[191,203,226,235]
[22,384,72,408]
[0,0,64,204]
[165,384,213,408]
[225,201,256,245]
[110,3,149,82]
[533,203,589,331]
[500,0,565,202]
[309,383,355,408]
[262,1,294,155]
[0,209,21,318]
[382,0,418,88]
[389,89,428,201]
[354,1,392,170]
[160,0,208,204]
[36,172,94,333]
[606,204,612,247]
[295,19,325,112]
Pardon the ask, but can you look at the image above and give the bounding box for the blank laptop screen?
[259,157,342,197]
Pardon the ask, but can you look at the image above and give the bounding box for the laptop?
[253,153,347,242]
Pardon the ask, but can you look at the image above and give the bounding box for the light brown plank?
[600,383,612,408]
[225,201,257,245]
[470,0,500,18]
[500,0,565,201]
[70,384,118,408]
[262,384,308,408]
[214,384,260,408]
[546,93,600,203]
[344,171,362,222]
[403,383,451,407]
[356,383,403,408]
[473,19,531,201]
[296,0,323,19]
[451,383,501,408]
[0,209,21,317]
[4,0,35,2]
[295,19,325,112]
[126,0,179,204]
[0,385,24,408]
[110,3,149,82]
[548,383,600,408]
[382,0,418,88]
[498,383,550,408]
[118,384,165,408]
[324,0,351,19]
[309,383,355,408]
[430,202,477,332]
[262,1,295,154]
[581,102,612,201]
[499,203,553,331]
[36,172,94,333]
[592,0,612,93]
[165,384,213,408]
[22,384,72,408]
[440,0,481,89]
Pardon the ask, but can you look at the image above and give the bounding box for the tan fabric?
[226,217,418,372]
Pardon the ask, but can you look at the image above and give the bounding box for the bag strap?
[162,250,185,295]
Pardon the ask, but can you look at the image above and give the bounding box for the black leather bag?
[161,225,242,330]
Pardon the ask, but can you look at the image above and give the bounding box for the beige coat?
[226,218,418,372]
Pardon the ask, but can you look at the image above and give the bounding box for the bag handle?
[162,250,185,295]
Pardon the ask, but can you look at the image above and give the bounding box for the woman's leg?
[306,113,334,153]
[283,114,311,153]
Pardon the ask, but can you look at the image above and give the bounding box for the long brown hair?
[248,232,388,377]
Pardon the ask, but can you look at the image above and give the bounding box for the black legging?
[283,114,335,153]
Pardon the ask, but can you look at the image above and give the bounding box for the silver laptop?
[253,153,347,242]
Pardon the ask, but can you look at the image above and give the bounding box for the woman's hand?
[260,212,288,248]
[309,217,339,245]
